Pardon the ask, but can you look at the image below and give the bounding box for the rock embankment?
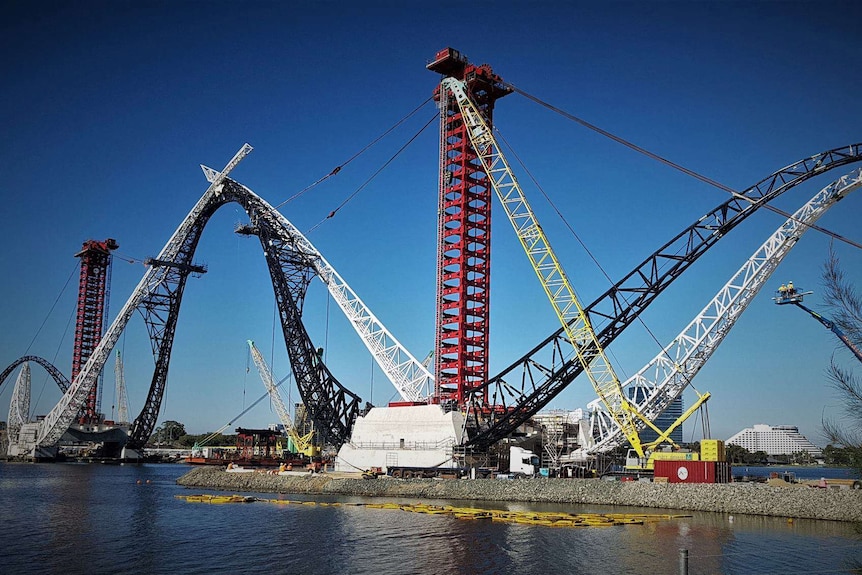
[177,467,862,523]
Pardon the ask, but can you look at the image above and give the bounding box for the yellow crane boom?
[442,77,647,458]
[246,340,318,458]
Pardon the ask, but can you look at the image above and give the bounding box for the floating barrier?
[175,494,689,528]
[175,494,256,504]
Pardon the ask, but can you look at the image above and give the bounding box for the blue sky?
[2,1,861,446]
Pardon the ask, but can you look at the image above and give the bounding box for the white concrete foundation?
[335,405,465,472]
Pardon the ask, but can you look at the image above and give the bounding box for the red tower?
[72,238,118,424]
[427,48,511,405]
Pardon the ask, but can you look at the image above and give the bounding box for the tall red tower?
[72,238,118,424]
[427,48,511,406]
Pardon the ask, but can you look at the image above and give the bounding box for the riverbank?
[177,467,862,522]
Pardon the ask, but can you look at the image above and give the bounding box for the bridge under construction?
[2,48,861,471]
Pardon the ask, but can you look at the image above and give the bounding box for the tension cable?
[274,96,434,211]
[305,113,437,234]
[509,84,862,251]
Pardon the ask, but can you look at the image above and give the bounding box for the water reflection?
[1,464,860,575]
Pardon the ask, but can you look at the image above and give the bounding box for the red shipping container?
[654,460,732,483]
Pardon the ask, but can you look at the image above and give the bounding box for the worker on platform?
[787,281,795,297]
[779,284,787,298]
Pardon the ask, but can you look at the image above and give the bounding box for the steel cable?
[508,84,862,251]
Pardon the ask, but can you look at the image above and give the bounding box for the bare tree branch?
[820,249,862,474]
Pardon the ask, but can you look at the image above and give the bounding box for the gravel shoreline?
[176,467,862,522]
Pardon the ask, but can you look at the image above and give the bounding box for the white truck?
[508,446,540,477]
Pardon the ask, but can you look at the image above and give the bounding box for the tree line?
[148,420,236,448]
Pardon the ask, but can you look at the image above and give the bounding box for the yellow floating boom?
[176,495,688,528]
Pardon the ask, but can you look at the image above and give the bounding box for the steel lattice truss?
[0,356,71,394]
[430,53,510,405]
[10,141,862,454]
[586,167,862,453]
[114,351,130,425]
[246,205,363,444]
[0,355,69,453]
[444,77,645,454]
[310,261,432,402]
[247,341,295,435]
[7,363,31,449]
[33,145,369,449]
[466,143,862,450]
[208,193,432,404]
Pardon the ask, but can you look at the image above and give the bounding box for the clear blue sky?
[2,1,860,446]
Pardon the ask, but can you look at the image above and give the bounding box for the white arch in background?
[584,168,862,454]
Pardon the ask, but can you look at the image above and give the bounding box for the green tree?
[820,248,862,476]
[823,444,853,466]
[751,450,769,464]
[790,450,813,465]
[150,420,186,446]
[725,443,750,464]
[178,433,236,448]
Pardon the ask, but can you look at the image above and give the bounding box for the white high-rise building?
[726,424,822,457]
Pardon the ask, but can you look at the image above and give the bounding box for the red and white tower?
[427,48,511,406]
[72,238,118,424]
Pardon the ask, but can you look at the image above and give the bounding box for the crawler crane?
[442,77,711,472]
[247,341,320,459]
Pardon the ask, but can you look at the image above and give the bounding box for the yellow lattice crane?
[247,341,319,459]
[443,77,705,467]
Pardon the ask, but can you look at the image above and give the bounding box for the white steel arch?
[586,168,862,453]
[33,145,431,451]
[202,170,434,403]
[6,363,31,451]
[35,146,255,448]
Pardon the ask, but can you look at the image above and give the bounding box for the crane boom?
[776,291,862,363]
[246,340,318,457]
[587,167,862,452]
[441,77,646,456]
[247,340,296,434]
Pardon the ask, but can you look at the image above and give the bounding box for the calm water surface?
[1,462,860,575]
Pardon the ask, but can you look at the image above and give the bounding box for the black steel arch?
[0,356,71,394]
[231,185,364,445]
[124,180,362,450]
[468,143,862,449]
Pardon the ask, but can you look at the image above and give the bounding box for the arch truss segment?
[33,145,370,450]
[443,76,644,453]
[7,363,31,451]
[588,167,862,452]
[467,143,862,449]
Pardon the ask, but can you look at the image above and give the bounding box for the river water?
[1,462,860,575]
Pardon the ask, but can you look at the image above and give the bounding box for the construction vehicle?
[774,284,862,363]
[622,396,714,472]
[508,446,540,477]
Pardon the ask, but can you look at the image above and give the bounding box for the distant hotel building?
[726,424,822,457]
